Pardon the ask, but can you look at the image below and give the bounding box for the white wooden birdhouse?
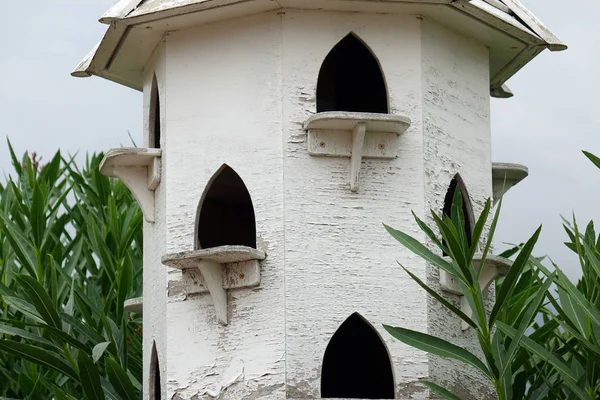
[74,0,563,398]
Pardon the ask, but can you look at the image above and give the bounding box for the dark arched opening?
[442,174,475,254]
[321,313,395,399]
[196,165,256,249]
[317,33,388,114]
[149,341,161,400]
[150,75,161,149]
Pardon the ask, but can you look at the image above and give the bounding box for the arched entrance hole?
[321,313,395,399]
[317,33,388,114]
[196,165,256,249]
[149,341,161,400]
[149,75,161,149]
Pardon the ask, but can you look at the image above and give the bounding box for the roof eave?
[99,0,145,24]
[500,0,567,51]
[71,23,144,91]
[73,0,565,97]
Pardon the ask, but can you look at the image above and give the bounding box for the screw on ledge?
[319,142,326,148]
[378,144,385,150]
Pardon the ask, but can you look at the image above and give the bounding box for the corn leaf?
[383,325,491,379]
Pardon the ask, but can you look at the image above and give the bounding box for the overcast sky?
[0,0,597,281]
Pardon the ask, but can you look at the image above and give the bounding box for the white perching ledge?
[162,245,266,325]
[99,148,161,222]
[304,112,411,192]
[124,297,143,316]
[492,162,528,206]
[440,253,512,330]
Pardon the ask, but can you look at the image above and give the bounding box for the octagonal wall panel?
[163,11,286,399]
[149,8,494,399]
[421,19,494,399]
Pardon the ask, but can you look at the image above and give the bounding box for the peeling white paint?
[143,38,168,400]
[421,19,496,399]
[136,9,500,400]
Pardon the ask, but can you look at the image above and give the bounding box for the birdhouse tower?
[74,1,563,398]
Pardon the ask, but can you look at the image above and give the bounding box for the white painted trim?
[304,112,410,133]
[452,0,544,44]
[71,42,100,78]
[482,0,510,13]
[162,246,265,325]
[100,0,145,24]
[71,23,135,87]
[162,246,266,268]
[304,112,410,192]
[99,148,162,222]
[167,260,261,296]
[500,0,567,51]
[492,162,529,205]
[76,0,564,95]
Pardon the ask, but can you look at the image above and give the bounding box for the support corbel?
[440,253,512,330]
[304,112,411,192]
[162,246,266,325]
[492,162,528,206]
[99,148,161,222]
[350,122,366,192]
[124,297,143,316]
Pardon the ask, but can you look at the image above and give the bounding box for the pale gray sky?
[0,0,597,281]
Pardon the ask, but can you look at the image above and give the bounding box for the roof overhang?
[73,0,566,97]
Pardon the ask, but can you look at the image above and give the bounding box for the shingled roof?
[73,0,565,97]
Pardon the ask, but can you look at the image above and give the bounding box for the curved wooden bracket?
[162,246,266,325]
[440,253,512,330]
[492,162,528,206]
[99,148,161,222]
[304,112,411,192]
[124,297,143,315]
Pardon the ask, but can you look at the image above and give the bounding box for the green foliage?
[384,151,600,399]
[0,141,143,399]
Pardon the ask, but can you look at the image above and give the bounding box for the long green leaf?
[0,340,78,380]
[0,323,59,350]
[479,195,503,276]
[489,226,542,327]
[501,272,555,378]
[116,255,132,322]
[554,270,600,328]
[105,358,138,400]
[52,385,79,400]
[0,212,37,277]
[92,342,111,363]
[383,224,464,284]
[419,380,461,400]
[60,313,105,344]
[412,211,445,252]
[383,325,492,379]
[497,322,591,400]
[398,263,478,330]
[30,183,45,249]
[557,286,588,337]
[469,198,491,262]
[3,295,44,324]
[16,274,61,329]
[583,150,600,170]
[78,352,104,400]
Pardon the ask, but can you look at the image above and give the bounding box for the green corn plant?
[382,186,594,399]
[512,150,600,399]
[0,141,143,399]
